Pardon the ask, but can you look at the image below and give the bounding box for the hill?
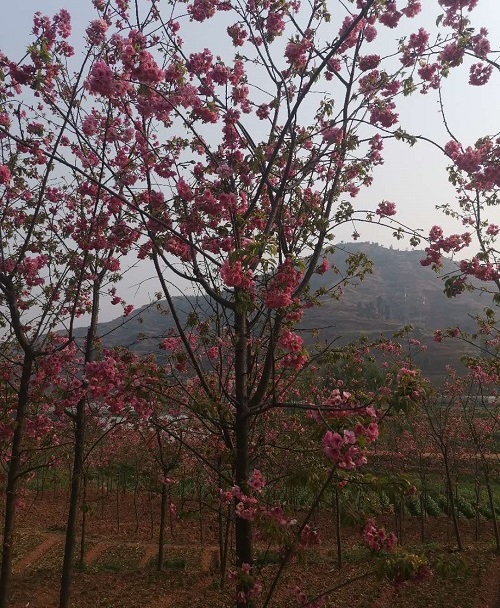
[77,243,494,384]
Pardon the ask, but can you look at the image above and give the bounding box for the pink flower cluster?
[220,486,258,521]
[337,15,365,54]
[176,178,194,201]
[469,63,493,86]
[87,61,129,97]
[86,19,109,45]
[220,259,255,293]
[420,225,472,269]
[316,257,329,275]
[284,36,313,71]
[161,337,182,351]
[439,42,464,67]
[379,4,402,29]
[445,137,500,191]
[18,255,48,287]
[376,200,397,217]
[369,100,399,128]
[459,257,499,282]
[322,429,368,470]
[266,12,286,39]
[0,165,11,185]
[439,0,480,27]
[445,140,482,173]
[278,328,308,371]
[322,126,343,146]
[400,28,429,67]
[309,389,379,469]
[84,352,154,418]
[127,48,164,85]
[310,389,377,422]
[470,28,491,58]
[363,518,397,552]
[368,134,384,165]
[248,469,266,493]
[358,54,381,72]
[279,328,303,353]
[188,0,219,22]
[164,237,192,263]
[227,23,248,47]
[264,258,302,309]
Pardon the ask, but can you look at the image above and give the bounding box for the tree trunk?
[335,487,342,570]
[59,396,86,608]
[474,477,480,542]
[420,491,426,543]
[59,285,99,608]
[157,483,168,571]
[485,471,500,552]
[443,450,462,551]
[116,485,120,534]
[198,481,204,547]
[149,491,155,540]
[220,504,231,589]
[133,462,140,534]
[234,310,253,607]
[234,412,252,607]
[0,354,34,608]
[79,472,88,568]
[234,413,252,567]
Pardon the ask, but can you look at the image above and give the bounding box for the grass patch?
[147,556,187,570]
[163,557,186,570]
[76,560,128,573]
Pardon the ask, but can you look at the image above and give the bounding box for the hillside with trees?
[78,243,491,383]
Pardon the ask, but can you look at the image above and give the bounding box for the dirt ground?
[4,489,500,608]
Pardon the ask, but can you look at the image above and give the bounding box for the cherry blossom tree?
[447,363,499,551]
[418,18,500,337]
[0,15,143,602]
[421,136,500,304]
[0,87,97,603]
[0,0,497,606]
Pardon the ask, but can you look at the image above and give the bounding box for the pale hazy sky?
[1,1,499,319]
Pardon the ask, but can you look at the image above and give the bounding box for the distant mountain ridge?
[77,243,493,384]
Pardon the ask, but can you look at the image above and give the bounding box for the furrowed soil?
[2,489,499,608]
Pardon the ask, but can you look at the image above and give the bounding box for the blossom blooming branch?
[0,0,497,606]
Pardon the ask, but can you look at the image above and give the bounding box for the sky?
[1,0,500,321]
